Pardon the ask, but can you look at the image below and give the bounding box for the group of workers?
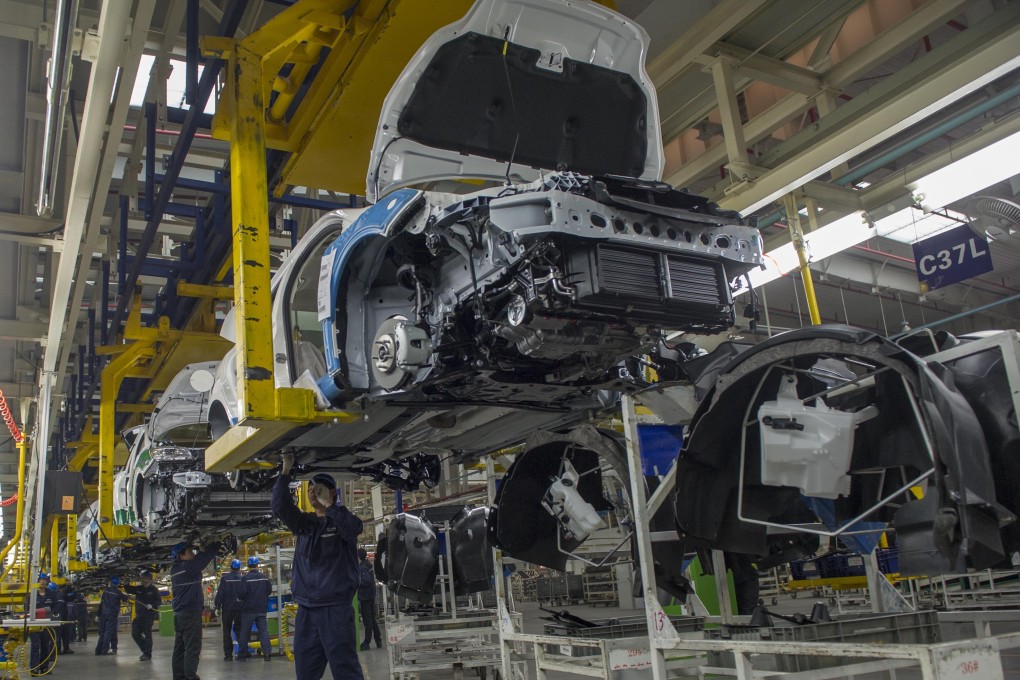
[166,459,374,680]
[29,459,375,680]
[91,570,162,657]
[214,556,274,662]
[30,572,85,673]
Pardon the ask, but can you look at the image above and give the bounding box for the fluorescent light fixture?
[875,207,969,244]
[910,129,1020,211]
[741,211,869,291]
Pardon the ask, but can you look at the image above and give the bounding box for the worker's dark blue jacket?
[271,473,363,607]
[170,545,219,612]
[125,583,162,621]
[240,569,273,614]
[213,571,244,612]
[36,589,53,615]
[98,586,127,618]
[50,587,68,620]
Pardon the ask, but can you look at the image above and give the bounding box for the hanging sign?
[912,224,993,292]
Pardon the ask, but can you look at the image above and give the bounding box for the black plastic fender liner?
[674,324,1011,574]
[488,425,693,601]
[384,514,440,603]
[939,343,1020,561]
[450,505,494,596]
[487,426,614,572]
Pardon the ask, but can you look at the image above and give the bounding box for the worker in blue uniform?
[272,453,365,680]
[357,549,382,650]
[95,576,129,655]
[214,558,244,660]
[125,570,162,660]
[48,581,74,654]
[237,556,273,662]
[74,590,89,642]
[170,540,221,680]
[30,580,57,673]
[57,581,76,654]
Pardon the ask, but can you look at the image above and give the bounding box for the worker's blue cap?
[230,559,241,570]
[111,576,120,586]
[170,542,193,559]
[38,572,49,581]
[311,473,336,490]
[47,581,58,591]
[247,556,259,567]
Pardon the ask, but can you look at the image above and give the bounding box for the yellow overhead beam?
[207,0,473,196]
[275,0,473,195]
[176,281,235,300]
[93,295,229,541]
[205,0,368,473]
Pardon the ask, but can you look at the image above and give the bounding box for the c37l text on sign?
[912,223,993,292]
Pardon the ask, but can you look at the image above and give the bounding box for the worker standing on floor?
[272,453,365,680]
[95,576,129,655]
[170,540,221,680]
[214,559,244,661]
[125,570,162,660]
[49,581,74,654]
[357,549,382,651]
[238,557,273,662]
[74,590,89,642]
[30,579,56,674]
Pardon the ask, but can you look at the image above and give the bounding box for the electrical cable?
[279,603,296,661]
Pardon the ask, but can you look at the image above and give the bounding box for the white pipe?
[36,0,81,217]
[28,372,53,617]
[41,0,133,377]
[30,0,135,614]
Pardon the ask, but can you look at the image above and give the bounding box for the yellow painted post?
[230,45,277,422]
[49,517,60,577]
[0,438,28,568]
[783,194,822,325]
[65,513,78,570]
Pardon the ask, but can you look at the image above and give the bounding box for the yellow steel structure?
[65,512,87,572]
[209,0,474,197]
[202,1,390,474]
[0,438,29,599]
[783,194,823,325]
[91,296,232,544]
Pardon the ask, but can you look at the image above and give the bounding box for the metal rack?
[385,608,525,680]
[485,393,1020,680]
[582,566,619,606]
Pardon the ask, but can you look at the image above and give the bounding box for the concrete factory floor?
[43,598,1020,679]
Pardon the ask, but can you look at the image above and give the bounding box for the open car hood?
[366,0,663,203]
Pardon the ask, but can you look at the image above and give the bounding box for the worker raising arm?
[271,453,365,680]
[170,540,221,680]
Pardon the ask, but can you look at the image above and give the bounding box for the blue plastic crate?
[845,554,866,576]
[637,425,683,476]
[877,547,899,574]
[816,555,845,578]
[790,559,819,580]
